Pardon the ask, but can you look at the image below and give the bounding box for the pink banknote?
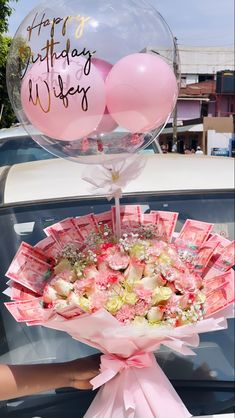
[4,299,52,322]
[204,271,234,317]
[207,234,231,261]
[204,270,233,295]
[193,239,220,273]
[213,241,235,272]
[6,251,52,294]
[112,205,142,232]
[35,235,61,259]
[44,218,84,246]
[73,214,99,239]
[16,242,54,265]
[10,282,39,301]
[95,211,114,236]
[151,211,178,242]
[175,219,214,250]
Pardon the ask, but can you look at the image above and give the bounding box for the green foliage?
[0,0,17,34]
[0,0,19,128]
[0,35,17,127]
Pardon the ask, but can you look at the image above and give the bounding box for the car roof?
[1,154,234,207]
[0,125,39,140]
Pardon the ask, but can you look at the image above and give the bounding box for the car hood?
[1,154,234,206]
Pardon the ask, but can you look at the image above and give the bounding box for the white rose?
[147,307,164,322]
[54,299,68,310]
[53,278,73,297]
[67,292,81,306]
[141,276,157,290]
[132,316,149,325]
[43,284,58,304]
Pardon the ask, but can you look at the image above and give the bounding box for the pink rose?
[161,267,180,282]
[107,252,130,270]
[115,304,136,323]
[134,285,152,302]
[83,265,99,279]
[155,274,167,286]
[165,294,182,314]
[175,274,199,293]
[135,299,150,316]
[95,271,122,290]
[124,258,145,283]
[90,291,108,311]
[74,277,94,294]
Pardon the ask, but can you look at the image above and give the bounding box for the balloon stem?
[115,196,121,240]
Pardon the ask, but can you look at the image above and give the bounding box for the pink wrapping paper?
[3,209,234,417]
[85,354,190,418]
[43,308,229,418]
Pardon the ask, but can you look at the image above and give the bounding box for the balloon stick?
[115,196,121,240]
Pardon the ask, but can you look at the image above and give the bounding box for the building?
[179,46,234,84]
[159,46,235,154]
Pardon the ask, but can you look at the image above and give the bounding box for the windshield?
[0,136,56,167]
[0,191,234,416]
[0,136,159,167]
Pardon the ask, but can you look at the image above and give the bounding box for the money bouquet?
[4,205,235,418]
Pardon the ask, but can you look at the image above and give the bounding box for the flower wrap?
[3,207,234,417]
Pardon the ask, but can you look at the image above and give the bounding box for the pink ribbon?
[91,351,155,390]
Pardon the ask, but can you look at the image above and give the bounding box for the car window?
[0,191,234,416]
[142,140,161,154]
[0,136,56,166]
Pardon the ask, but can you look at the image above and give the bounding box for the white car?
[0,154,234,417]
[0,126,57,167]
[0,126,161,168]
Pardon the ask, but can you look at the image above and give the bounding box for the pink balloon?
[92,58,113,80]
[94,107,118,134]
[21,57,106,141]
[92,58,118,134]
[106,53,178,133]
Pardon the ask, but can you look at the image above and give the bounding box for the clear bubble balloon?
[7,0,180,164]
[21,56,106,141]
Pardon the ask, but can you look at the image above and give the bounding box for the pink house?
[159,77,235,153]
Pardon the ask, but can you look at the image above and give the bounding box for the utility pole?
[172,37,179,151]
[0,104,4,124]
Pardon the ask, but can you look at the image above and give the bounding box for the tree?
[0,0,19,128]
[0,0,18,34]
[0,35,17,127]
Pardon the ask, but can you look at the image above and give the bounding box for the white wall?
[207,130,232,155]
[179,46,235,74]
[184,74,199,85]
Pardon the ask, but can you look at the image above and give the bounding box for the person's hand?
[0,355,102,401]
[67,354,101,390]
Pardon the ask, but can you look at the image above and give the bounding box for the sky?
[7,0,234,47]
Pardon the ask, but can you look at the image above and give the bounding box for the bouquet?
[3,205,235,418]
